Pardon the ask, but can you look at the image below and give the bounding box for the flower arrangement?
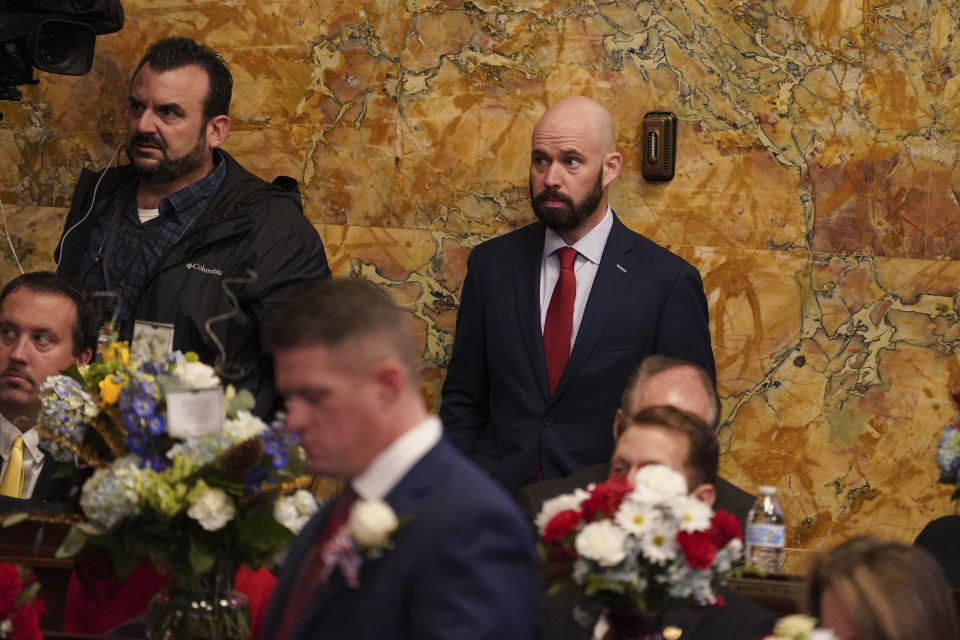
[0,563,44,640]
[763,614,838,640]
[35,343,317,592]
[536,465,743,636]
[936,391,960,500]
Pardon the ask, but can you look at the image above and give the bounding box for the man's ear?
[206,114,231,150]
[372,358,406,406]
[76,348,93,367]
[691,482,716,508]
[602,151,623,188]
[612,408,623,440]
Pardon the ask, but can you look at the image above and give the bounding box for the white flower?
[173,359,220,389]
[575,520,628,567]
[629,464,688,502]
[639,523,678,564]
[672,495,713,532]
[774,614,817,637]
[187,487,236,531]
[535,488,589,534]
[224,410,268,441]
[274,489,319,534]
[348,499,398,549]
[614,499,662,535]
[293,488,318,513]
[808,630,839,640]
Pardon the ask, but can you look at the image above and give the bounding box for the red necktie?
[543,247,578,394]
[274,485,358,639]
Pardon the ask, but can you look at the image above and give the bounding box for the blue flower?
[271,451,288,469]
[132,395,156,418]
[262,436,281,455]
[122,410,142,430]
[127,429,149,454]
[146,414,166,436]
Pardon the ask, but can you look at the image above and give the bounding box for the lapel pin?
[616,264,627,272]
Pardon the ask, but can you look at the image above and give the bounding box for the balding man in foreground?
[441,97,715,494]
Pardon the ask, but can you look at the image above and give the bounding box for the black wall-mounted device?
[641,111,677,181]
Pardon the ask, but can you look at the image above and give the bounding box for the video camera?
[0,0,123,102]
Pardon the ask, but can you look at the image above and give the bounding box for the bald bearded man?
[441,97,715,494]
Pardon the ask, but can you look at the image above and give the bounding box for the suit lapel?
[513,224,551,403]
[550,214,637,402]
[663,603,710,640]
[290,441,453,636]
[31,458,64,502]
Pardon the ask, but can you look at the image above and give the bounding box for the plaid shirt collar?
[122,149,228,226]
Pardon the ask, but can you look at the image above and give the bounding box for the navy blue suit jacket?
[259,437,540,640]
[440,215,715,495]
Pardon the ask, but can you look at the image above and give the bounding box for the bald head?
[614,356,719,438]
[533,97,617,156]
[529,97,623,244]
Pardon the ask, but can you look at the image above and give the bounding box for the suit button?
[544,416,553,426]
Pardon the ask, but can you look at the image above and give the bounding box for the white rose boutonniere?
[764,614,838,640]
[347,499,399,557]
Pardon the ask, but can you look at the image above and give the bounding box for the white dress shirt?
[351,417,442,500]
[539,206,614,350]
[0,412,45,499]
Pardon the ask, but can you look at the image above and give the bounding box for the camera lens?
[30,20,95,76]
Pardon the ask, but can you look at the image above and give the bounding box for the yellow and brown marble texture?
[3,0,960,564]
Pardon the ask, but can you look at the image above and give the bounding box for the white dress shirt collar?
[0,411,44,499]
[0,412,42,462]
[542,205,613,265]
[351,416,442,501]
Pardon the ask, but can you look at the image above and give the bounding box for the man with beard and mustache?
[55,37,330,416]
[440,97,714,495]
[0,272,98,504]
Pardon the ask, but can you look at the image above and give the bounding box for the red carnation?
[677,530,717,570]
[543,509,583,544]
[7,599,43,640]
[581,476,632,521]
[0,563,21,615]
[708,509,742,547]
[714,594,725,608]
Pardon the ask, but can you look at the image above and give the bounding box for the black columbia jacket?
[55,150,331,416]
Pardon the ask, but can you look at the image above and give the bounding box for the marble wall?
[2,0,959,561]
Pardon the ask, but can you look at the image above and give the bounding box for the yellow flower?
[100,342,130,366]
[98,375,124,406]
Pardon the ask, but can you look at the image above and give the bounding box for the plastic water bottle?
[744,485,785,574]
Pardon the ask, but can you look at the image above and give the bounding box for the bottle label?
[745,523,785,547]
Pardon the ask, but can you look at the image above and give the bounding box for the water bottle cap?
[758,485,777,495]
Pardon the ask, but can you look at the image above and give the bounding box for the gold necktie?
[0,436,24,498]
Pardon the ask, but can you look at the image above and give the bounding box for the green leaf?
[226,389,256,417]
[189,536,216,576]
[15,581,40,606]
[2,513,29,527]
[55,525,90,558]
[60,362,85,384]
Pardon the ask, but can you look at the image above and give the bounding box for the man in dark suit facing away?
[441,96,715,495]
[0,272,99,506]
[259,279,539,640]
[518,355,755,527]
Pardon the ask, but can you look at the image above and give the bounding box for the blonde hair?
[807,537,958,640]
